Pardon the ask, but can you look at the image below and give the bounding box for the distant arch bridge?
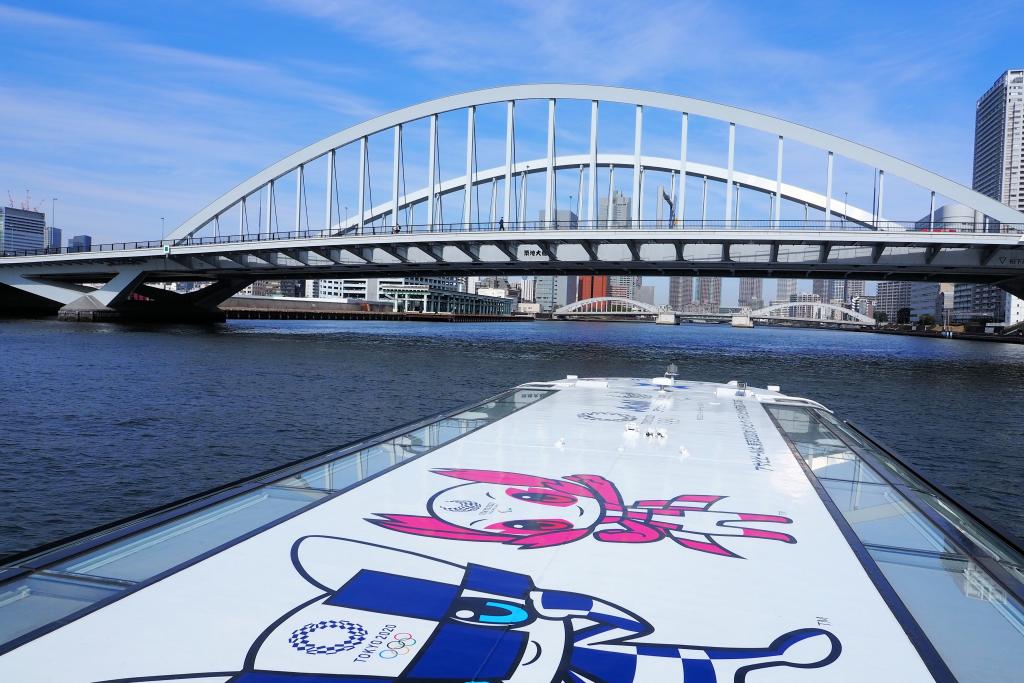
[1,84,1023,321]
[553,297,662,317]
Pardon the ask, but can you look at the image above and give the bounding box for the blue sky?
[1,0,1022,304]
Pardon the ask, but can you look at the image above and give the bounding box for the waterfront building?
[851,295,876,318]
[775,278,798,302]
[876,282,912,321]
[67,234,92,252]
[278,280,305,298]
[534,275,577,312]
[668,276,693,311]
[738,278,764,310]
[956,69,1024,323]
[0,207,45,253]
[908,283,943,323]
[314,277,458,301]
[695,276,722,313]
[598,191,631,227]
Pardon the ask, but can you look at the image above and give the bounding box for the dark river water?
[1,318,1022,556]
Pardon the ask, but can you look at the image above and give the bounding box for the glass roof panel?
[869,547,1024,683]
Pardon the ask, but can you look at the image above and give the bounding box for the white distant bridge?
[554,296,875,326]
[2,84,1023,322]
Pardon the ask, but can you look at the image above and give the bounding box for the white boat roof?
[1,376,1023,682]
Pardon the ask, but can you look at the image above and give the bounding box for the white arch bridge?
[553,297,875,327]
[2,84,1024,321]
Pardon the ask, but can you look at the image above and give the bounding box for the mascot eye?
[506,488,577,506]
[452,597,535,627]
[489,519,572,533]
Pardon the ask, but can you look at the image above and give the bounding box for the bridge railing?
[2,218,1023,259]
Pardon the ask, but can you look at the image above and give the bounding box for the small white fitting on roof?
[768,385,781,392]
[566,374,578,380]
[652,376,674,388]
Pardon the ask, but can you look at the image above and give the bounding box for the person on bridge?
[498,217,505,230]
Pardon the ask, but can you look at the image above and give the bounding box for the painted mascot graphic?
[100,536,840,682]
[369,468,797,558]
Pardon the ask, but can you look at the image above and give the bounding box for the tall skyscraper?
[696,276,722,312]
[598,191,632,227]
[957,69,1024,322]
[876,281,912,321]
[520,277,536,302]
[534,276,577,312]
[608,275,641,299]
[0,207,45,253]
[737,278,764,309]
[775,278,798,302]
[669,277,693,310]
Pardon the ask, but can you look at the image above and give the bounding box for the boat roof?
[1,375,1022,682]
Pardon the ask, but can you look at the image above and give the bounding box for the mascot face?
[247,537,567,682]
[430,482,604,536]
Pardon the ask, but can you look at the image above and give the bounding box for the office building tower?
[534,276,577,313]
[669,277,693,310]
[608,275,641,300]
[45,226,62,251]
[68,234,93,252]
[957,70,1024,322]
[0,207,45,253]
[775,278,798,302]
[539,209,578,227]
[635,285,656,306]
[738,278,764,309]
[598,191,632,227]
[876,281,912,321]
[520,277,536,303]
[696,276,722,312]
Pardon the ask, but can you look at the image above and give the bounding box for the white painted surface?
[0,379,935,682]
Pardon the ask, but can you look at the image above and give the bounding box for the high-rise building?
[539,209,578,227]
[598,191,632,227]
[876,281,912,321]
[1,207,45,253]
[45,226,62,252]
[668,277,693,310]
[775,278,798,302]
[577,276,609,300]
[737,278,764,309]
[635,285,656,306]
[696,276,722,312]
[534,276,577,312]
[68,234,92,252]
[957,69,1024,323]
[608,275,641,299]
[520,277,536,303]
[813,279,846,304]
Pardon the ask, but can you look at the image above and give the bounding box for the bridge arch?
[554,297,662,315]
[169,84,1024,243]
[749,301,875,324]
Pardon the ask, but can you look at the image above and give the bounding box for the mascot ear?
[290,535,465,592]
[366,514,515,543]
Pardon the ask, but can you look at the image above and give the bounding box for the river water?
[1,318,1022,555]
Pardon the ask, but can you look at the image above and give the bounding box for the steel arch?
[169,84,1024,242]
[554,297,661,315]
[749,301,875,324]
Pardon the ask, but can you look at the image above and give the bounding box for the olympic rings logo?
[378,632,417,659]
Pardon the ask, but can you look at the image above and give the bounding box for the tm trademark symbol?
[816,617,831,627]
